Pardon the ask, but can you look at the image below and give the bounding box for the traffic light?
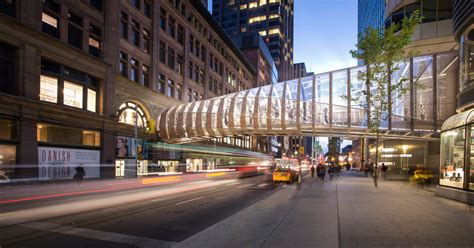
[146,119,156,134]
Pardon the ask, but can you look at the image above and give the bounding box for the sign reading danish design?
[38,147,100,181]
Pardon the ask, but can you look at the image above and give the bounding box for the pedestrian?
[329,165,335,181]
[381,163,388,179]
[74,166,86,185]
[319,164,326,181]
[310,165,315,178]
[345,162,351,172]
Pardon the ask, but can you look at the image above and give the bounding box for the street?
[0,174,277,248]
[0,173,472,248]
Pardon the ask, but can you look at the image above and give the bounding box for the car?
[272,168,299,183]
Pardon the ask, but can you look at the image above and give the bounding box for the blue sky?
[293,0,358,73]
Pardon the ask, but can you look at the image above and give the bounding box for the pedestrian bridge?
[158,53,457,143]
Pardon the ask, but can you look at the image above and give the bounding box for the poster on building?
[38,147,100,181]
[116,136,143,158]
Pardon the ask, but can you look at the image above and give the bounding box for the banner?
[38,147,100,181]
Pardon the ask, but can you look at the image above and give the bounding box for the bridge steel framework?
[158,52,458,143]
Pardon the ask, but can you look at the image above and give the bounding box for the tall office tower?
[358,0,384,35]
[357,0,384,65]
[212,0,294,81]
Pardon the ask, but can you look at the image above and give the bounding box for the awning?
[441,109,474,131]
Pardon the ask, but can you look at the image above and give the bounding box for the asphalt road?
[0,174,281,248]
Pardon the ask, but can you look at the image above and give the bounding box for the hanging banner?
[38,147,100,181]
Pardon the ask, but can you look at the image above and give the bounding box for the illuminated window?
[117,102,147,128]
[64,81,83,108]
[269,0,279,3]
[259,0,267,6]
[40,75,58,103]
[249,2,257,8]
[268,28,280,36]
[259,30,267,36]
[87,89,96,112]
[269,14,278,19]
[249,15,266,24]
[241,27,247,32]
[240,4,247,10]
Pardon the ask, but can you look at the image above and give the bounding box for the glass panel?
[201,100,210,136]
[300,76,313,126]
[246,88,258,128]
[285,80,298,129]
[440,127,465,189]
[0,119,16,140]
[315,73,329,125]
[222,94,234,128]
[391,60,411,129]
[350,67,367,127]
[332,70,348,126]
[233,91,247,129]
[460,34,474,91]
[37,123,100,147]
[258,85,271,129]
[271,83,284,129]
[469,125,474,190]
[40,75,58,103]
[182,103,191,137]
[437,53,458,123]
[87,89,96,112]
[413,55,434,130]
[64,81,83,108]
[191,102,200,130]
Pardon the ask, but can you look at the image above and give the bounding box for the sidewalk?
[174,176,473,248]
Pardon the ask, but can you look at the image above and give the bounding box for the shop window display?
[470,125,474,190]
[439,127,465,188]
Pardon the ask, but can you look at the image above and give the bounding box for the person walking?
[310,165,315,178]
[381,163,388,179]
[74,166,86,186]
[329,165,335,181]
[319,164,326,181]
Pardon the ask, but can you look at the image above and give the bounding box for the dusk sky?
[208,0,359,74]
[293,0,358,73]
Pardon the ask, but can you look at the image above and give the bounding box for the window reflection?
[117,102,147,128]
[440,127,465,189]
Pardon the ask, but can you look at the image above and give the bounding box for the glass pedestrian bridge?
[158,52,458,143]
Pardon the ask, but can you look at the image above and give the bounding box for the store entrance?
[115,160,125,177]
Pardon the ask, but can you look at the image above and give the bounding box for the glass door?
[115,159,125,177]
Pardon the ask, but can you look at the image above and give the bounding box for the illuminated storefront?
[0,118,16,182]
[439,110,473,191]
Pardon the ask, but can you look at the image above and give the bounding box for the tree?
[348,11,421,187]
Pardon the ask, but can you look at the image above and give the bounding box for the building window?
[89,0,103,11]
[63,81,83,108]
[200,46,206,61]
[159,74,166,94]
[160,9,166,30]
[141,65,149,87]
[42,12,59,38]
[144,0,151,17]
[177,84,182,100]
[168,16,176,38]
[177,25,184,45]
[0,43,16,95]
[130,58,139,82]
[120,12,129,39]
[159,41,166,63]
[189,35,194,53]
[0,0,17,18]
[168,79,174,97]
[131,20,140,46]
[89,24,102,57]
[188,62,193,80]
[37,123,100,147]
[40,75,58,103]
[119,52,128,77]
[130,0,140,9]
[142,29,150,53]
[117,102,147,128]
[87,89,97,112]
[199,69,204,85]
[177,54,183,74]
[167,47,175,69]
[188,88,193,102]
[68,12,83,49]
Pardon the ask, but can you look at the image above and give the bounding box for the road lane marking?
[21,222,176,248]
[175,196,205,205]
[243,184,254,187]
[257,183,269,187]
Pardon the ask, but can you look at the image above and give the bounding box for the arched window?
[117,102,147,128]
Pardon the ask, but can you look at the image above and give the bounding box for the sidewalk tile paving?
[174,175,473,248]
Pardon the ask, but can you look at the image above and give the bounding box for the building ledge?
[435,186,474,205]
